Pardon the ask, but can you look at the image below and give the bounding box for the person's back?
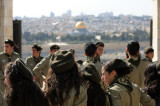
[4,58,49,106]
[126,41,150,88]
[45,50,87,106]
[126,56,150,88]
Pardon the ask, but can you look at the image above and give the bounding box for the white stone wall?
[152,0,160,61]
[0,0,13,52]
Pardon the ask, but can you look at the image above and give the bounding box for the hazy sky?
[13,0,153,17]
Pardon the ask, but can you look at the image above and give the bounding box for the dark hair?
[32,44,42,51]
[45,63,81,105]
[146,48,154,54]
[50,45,60,51]
[127,40,140,56]
[5,39,14,47]
[84,42,97,57]
[103,59,132,77]
[95,42,104,47]
[82,76,106,106]
[144,62,160,100]
[4,63,49,106]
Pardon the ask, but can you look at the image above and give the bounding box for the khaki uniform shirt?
[25,56,43,72]
[33,54,51,87]
[108,78,155,106]
[0,51,20,93]
[0,51,20,78]
[53,86,87,106]
[0,92,7,106]
[126,56,150,88]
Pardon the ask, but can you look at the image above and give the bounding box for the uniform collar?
[127,55,141,67]
[32,56,43,63]
[4,51,14,57]
[109,77,133,93]
[86,56,98,63]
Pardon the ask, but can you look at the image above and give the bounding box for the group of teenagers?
[0,39,160,106]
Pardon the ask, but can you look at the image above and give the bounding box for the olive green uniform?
[52,86,87,106]
[0,92,7,106]
[0,52,20,92]
[33,54,51,87]
[142,56,152,62]
[107,77,155,106]
[25,56,43,86]
[126,56,150,88]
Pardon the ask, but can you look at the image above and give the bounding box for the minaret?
[152,0,160,61]
[0,0,13,51]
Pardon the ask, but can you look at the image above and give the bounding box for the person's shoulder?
[13,52,20,56]
[0,51,5,56]
[26,56,33,60]
[109,83,125,92]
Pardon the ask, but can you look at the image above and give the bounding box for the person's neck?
[34,55,40,59]
[129,55,138,59]
[6,52,12,56]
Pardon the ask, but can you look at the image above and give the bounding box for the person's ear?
[111,70,117,76]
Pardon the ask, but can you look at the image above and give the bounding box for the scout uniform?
[142,46,154,62]
[25,56,43,72]
[33,45,60,88]
[0,51,20,92]
[126,55,150,88]
[107,77,155,106]
[33,54,51,87]
[50,50,87,106]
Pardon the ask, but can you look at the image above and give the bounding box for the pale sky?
[13,0,153,17]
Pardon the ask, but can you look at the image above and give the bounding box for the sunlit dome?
[75,21,86,29]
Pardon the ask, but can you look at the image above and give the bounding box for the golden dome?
[75,21,86,29]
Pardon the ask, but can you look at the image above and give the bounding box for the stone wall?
[0,0,13,52]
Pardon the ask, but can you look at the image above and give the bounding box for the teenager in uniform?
[33,45,60,88]
[3,58,49,106]
[45,50,87,106]
[0,39,20,93]
[25,44,43,72]
[126,40,150,88]
[83,42,107,91]
[95,41,104,62]
[101,58,155,106]
[142,46,154,62]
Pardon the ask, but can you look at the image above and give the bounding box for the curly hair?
[4,62,49,106]
[103,59,132,77]
[81,76,106,106]
[45,63,81,105]
[144,62,160,100]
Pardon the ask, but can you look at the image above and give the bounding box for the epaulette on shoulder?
[13,52,19,55]
[0,52,4,55]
